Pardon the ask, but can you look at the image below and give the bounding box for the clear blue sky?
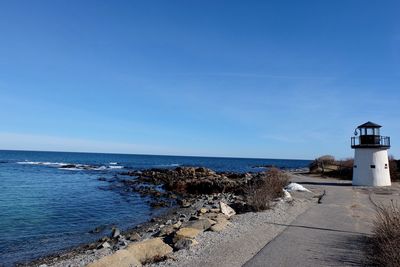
[0,0,399,159]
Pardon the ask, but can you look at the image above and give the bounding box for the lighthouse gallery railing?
[351,136,390,148]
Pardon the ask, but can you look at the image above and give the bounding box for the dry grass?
[245,168,289,211]
[367,201,400,267]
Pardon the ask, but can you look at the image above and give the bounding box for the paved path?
[244,174,396,267]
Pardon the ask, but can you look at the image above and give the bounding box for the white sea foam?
[18,161,124,171]
[17,161,39,165]
[92,166,107,171]
[109,162,118,165]
[17,161,68,167]
[58,167,83,171]
[108,165,124,169]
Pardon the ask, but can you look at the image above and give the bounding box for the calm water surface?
[0,150,310,266]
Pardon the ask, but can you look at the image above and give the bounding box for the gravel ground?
[151,195,315,267]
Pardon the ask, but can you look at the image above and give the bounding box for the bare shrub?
[367,201,400,267]
[338,158,354,169]
[310,155,353,180]
[330,158,354,180]
[245,168,289,211]
[389,156,400,181]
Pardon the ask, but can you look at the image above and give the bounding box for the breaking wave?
[17,161,124,171]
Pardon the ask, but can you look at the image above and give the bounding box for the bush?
[309,155,336,174]
[367,201,400,266]
[245,168,289,211]
[389,156,400,181]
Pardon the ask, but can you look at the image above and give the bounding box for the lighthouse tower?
[351,121,391,186]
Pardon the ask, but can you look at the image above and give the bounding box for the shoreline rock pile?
[33,166,300,267]
[86,200,237,267]
[121,167,253,195]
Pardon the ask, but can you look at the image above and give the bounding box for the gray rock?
[97,241,111,249]
[220,202,236,218]
[127,232,141,241]
[111,227,120,238]
[156,225,175,237]
[183,218,215,231]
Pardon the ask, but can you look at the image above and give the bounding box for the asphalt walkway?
[244,174,392,267]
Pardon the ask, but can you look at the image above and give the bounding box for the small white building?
[351,121,391,186]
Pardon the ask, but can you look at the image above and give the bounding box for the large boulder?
[210,222,227,232]
[126,238,173,263]
[210,216,230,232]
[173,227,201,243]
[86,249,141,267]
[182,218,215,231]
[219,202,236,218]
[127,166,251,195]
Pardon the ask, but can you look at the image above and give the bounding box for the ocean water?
[0,150,310,266]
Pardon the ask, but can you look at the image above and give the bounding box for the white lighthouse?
[351,121,391,186]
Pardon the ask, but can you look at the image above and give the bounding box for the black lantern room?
[351,121,390,148]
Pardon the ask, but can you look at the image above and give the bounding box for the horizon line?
[0,148,312,162]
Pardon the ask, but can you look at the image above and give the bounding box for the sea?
[0,150,311,266]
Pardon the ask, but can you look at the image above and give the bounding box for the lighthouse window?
[385,164,388,169]
[353,165,357,168]
[370,165,376,169]
[362,128,367,135]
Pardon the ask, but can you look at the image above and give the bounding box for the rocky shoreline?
[22,167,315,267]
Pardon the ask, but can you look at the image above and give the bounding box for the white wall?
[353,148,391,186]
